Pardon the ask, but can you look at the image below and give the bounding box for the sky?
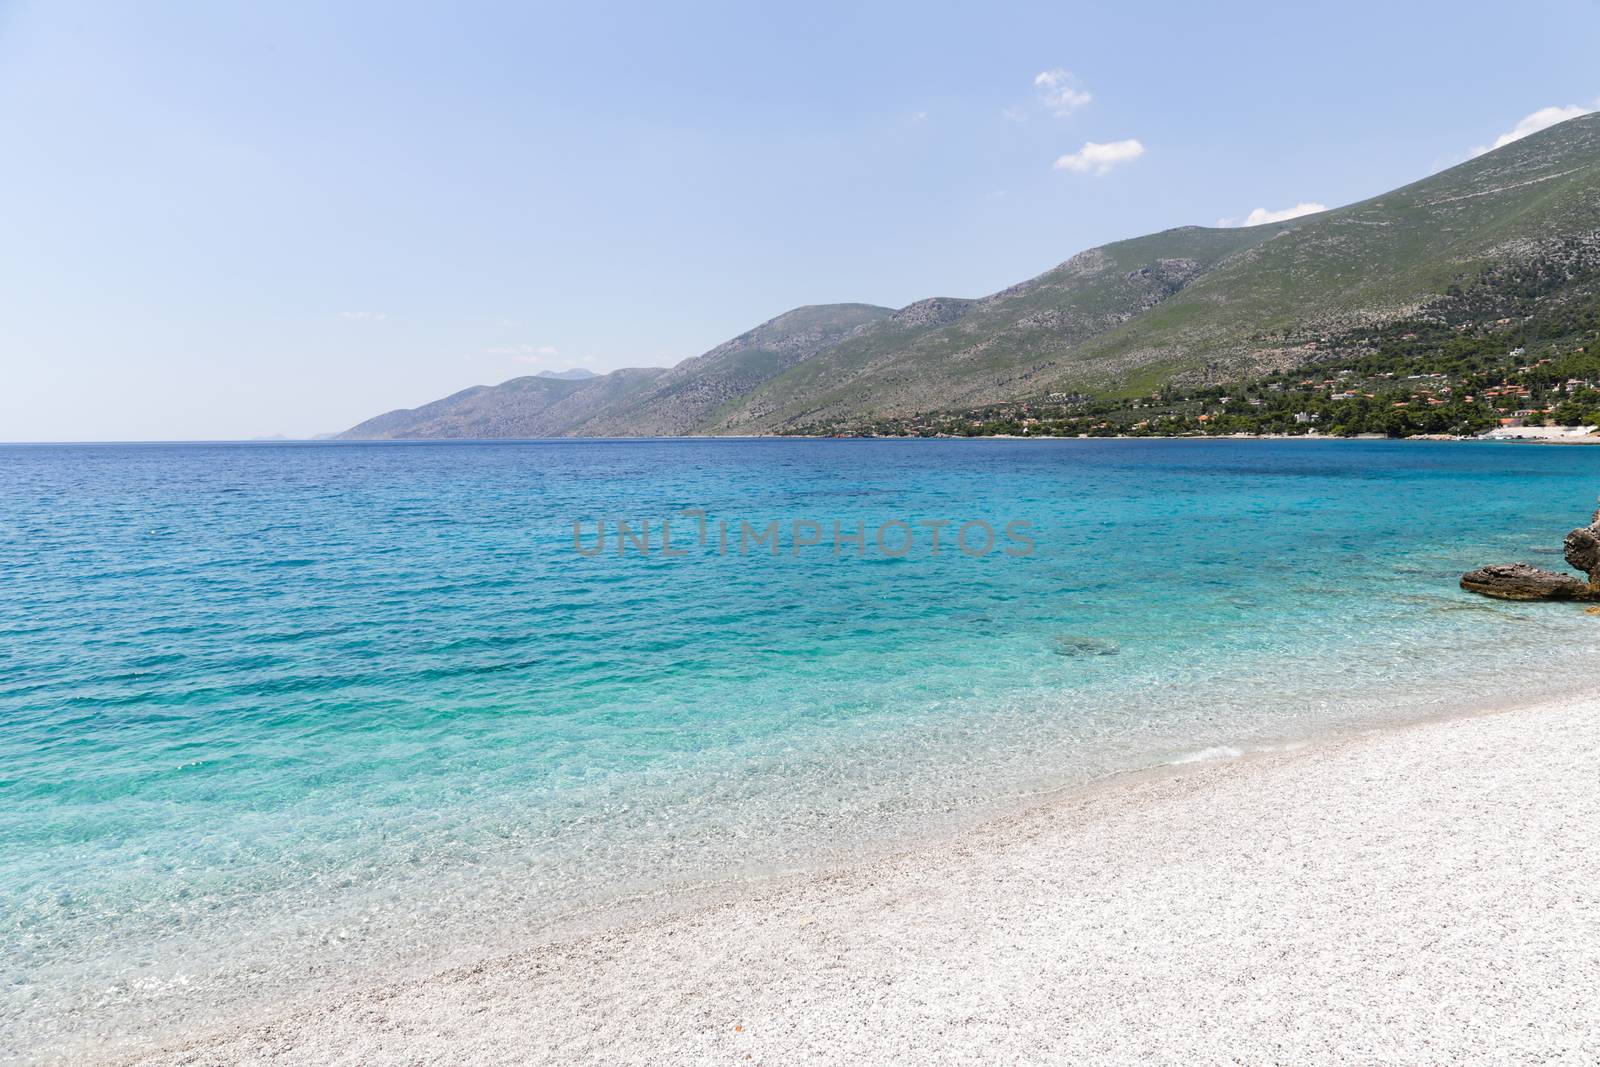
[2,0,1598,441]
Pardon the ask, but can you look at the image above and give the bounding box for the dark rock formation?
[1462,504,1600,601]
[1562,505,1600,585]
[1460,563,1595,601]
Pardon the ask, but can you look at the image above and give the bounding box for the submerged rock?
[1460,563,1595,601]
[1055,635,1121,657]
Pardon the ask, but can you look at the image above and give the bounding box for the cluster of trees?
[919,393,1500,439]
[1552,388,1600,427]
[841,359,1593,440]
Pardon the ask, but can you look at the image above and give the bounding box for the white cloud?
[338,310,387,321]
[1216,201,1328,228]
[911,111,928,122]
[1471,103,1595,156]
[1053,139,1144,175]
[1034,70,1091,116]
[487,343,560,364]
[1001,106,1026,123]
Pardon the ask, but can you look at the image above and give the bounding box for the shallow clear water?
[3,438,1598,1057]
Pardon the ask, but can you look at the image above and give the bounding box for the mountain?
[703,227,1281,433]
[342,113,1600,438]
[343,304,891,439]
[573,303,892,436]
[341,367,668,439]
[534,369,600,381]
[724,114,1600,432]
[1049,112,1600,400]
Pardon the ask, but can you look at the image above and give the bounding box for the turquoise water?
[3,438,1599,1057]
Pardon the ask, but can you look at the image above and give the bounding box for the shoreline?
[105,688,1600,1065]
[12,433,1600,445]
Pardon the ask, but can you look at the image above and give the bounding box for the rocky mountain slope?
[341,113,1600,439]
[574,303,892,436]
[343,304,890,439]
[341,366,668,439]
[705,227,1281,433]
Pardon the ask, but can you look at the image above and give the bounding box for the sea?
[3,437,1598,1058]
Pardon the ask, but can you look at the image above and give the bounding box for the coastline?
[788,435,1600,452]
[897,432,1600,444]
[106,689,1600,1066]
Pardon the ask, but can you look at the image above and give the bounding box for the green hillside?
[1062,111,1600,402]
[704,226,1284,432]
[341,113,1600,439]
[724,113,1600,432]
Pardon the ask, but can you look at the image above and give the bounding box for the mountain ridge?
[340,113,1600,439]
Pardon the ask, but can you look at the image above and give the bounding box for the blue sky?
[2,0,1597,440]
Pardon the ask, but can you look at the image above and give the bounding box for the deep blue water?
[3,438,1598,1055]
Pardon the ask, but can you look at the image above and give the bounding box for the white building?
[1479,424,1599,440]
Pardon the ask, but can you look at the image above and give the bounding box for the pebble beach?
[114,693,1600,1066]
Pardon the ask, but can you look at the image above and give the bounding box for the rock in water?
[1460,563,1595,601]
[1563,509,1600,586]
[1462,503,1600,601]
[1566,527,1600,575]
